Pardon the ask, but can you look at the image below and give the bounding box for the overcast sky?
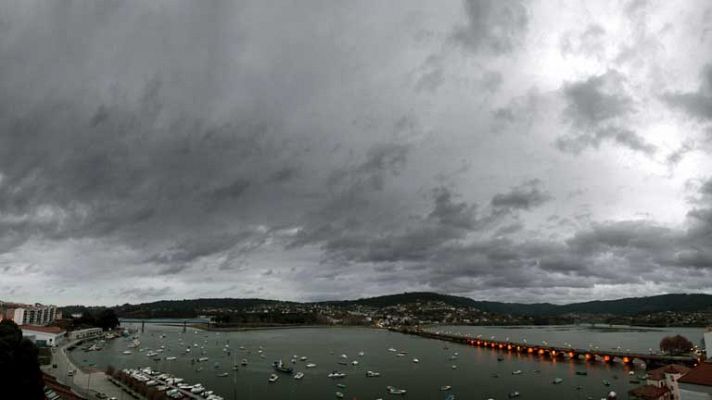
[1,0,712,306]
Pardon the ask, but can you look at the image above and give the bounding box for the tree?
[97,309,120,331]
[660,335,694,354]
[0,320,45,399]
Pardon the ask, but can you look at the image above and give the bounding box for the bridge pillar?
[141,321,145,333]
[183,320,187,333]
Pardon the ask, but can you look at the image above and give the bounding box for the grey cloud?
[663,64,712,121]
[491,180,551,211]
[557,72,656,155]
[452,0,529,54]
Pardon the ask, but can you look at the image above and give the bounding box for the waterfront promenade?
[42,339,130,400]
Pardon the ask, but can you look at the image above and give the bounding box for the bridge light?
[551,351,557,357]
[528,348,534,353]
[623,357,630,364]
[585,353,592,360]
[603,355,611,362]
[568,351,575,358]
[507,345,512,351]
[538,349,544,355]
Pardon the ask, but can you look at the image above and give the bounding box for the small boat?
[338,361,348,366]
[198,357,209,362]
[328,371,347,378]
[232,365,239,371]
[217,372,229,377]
[300,356,308,361]
[358,351,365,357]
[366,370,381,377]
[388,348,397,352]
[412,358,419,363]
[575,371,588,376]
[508,392,520,398]
[306,363,317,368]
[273,360,294,374]
[445,395,455,400]
[387,386,407,395]
[165,356,176,361]
[440,385,452,391]
[337,383,347,388]
[628,371,635,376]
[341,354,348,359]
[451,365,457,369]
[603,380,611,387]
[122,350,132,355]
[294,372,304,380]
[512,370,522,375]
[268,374,279,383]
[552,378,563,384]
[352,360,359,366]
[336,392,344,398]
[497,357,504,361]
[396,353,405,357]
[241,359,248,366]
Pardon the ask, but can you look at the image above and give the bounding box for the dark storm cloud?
[452,0,529,54]
[663,64,712,121]
[557,72,656,155]
[491,180,551,211]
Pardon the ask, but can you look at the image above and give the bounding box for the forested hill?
[60,292,712,318]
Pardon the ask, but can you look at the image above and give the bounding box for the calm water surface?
[68,323,704,400]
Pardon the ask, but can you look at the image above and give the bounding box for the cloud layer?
[1,0,712,305]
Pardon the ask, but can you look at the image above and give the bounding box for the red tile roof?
[679,362,712,386]
[647,364,691,380]
[628,385,669,399]
[20,325,65,335]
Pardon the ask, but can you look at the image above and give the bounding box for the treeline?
[212,312,321,326]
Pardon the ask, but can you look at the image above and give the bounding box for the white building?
[21,325,66,347]
[679,362,712,399]
[68,328,103,341]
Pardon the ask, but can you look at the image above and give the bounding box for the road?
[42,339,132,400]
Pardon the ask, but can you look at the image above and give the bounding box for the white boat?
[387,386,407,395]
[387,348,397,352]
[300,356,308,361]
[396,353,405,357]
[198,357,209,362]
[412,358,419,363]
[340,354,348,359]
[352,360,359,366]
[306,363,317,368]
[241,359,248,366]
[122,350,132,355]
[268,374,279,383]
[328,371,347,378]
[451,365,457,369]
[553,377,563,384]
[191,385,205,394]
[336,392,344,398]
[508,392,520,398]
[217,372,229,377]
[512,370,522,375]
[166,356,177,361]
[440,385,452,391]
[366,370,381,377]
[294,372,304,380]
[358,351,365,357]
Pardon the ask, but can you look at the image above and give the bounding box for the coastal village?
[4,297,712,400]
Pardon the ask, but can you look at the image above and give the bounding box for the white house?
[20,325,66,347]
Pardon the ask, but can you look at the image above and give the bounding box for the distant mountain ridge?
[86,291,712,318]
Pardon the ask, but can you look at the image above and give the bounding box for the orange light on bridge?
[477,341,481,346]
[622,357,631,364]
[603,355,611,362]
[516,346,521,352]
[527,348,534,353]
[584,353,592,360]
[538,349,545,355]
[568,351,575,358]
[507,345,512,351]
[551,350,557,357]
[491,343,496,348]
[499,344,504,349]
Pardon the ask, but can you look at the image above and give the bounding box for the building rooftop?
[647,364,691,381]
[679,362,712,386]
[628,384,669,399]
[20,325,66,335]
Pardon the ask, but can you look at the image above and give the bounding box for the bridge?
[394,327,700,368]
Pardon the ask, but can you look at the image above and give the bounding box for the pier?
[394,327,700,368]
